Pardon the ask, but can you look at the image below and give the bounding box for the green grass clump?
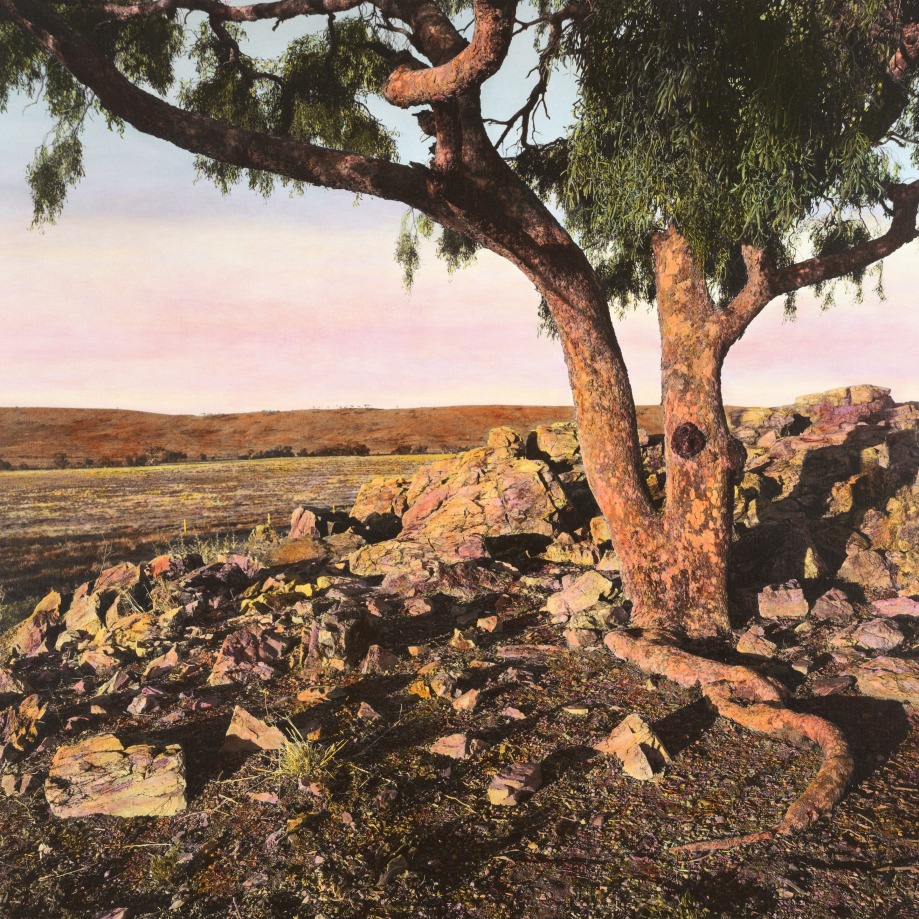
[148,841,185,888]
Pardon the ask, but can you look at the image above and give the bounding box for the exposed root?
[604,629,855,852]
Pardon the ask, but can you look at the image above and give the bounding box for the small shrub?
[148,841,185,888]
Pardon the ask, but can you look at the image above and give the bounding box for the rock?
[811,675,855,696]
[1,772,38,798]
[145,553,203,581]
[64,590,107,638]
[430,733,486,759]
[838,549,895,591]
[79,648,125,674]
[872,597,919,618]
[96,612,161,654]
[289,507,320,540]
[477,615,500,632]
[526,422,580,468]
[590,516,612,547]
[569,603,625,631]
[487,762,542,806]
[144,646,180,681]
[0,694,47,752]
[564,629,600,649]
[209,626,287,685]
[403,598,432,616]
[126,694,159,715]
[736,624,778,658]
[221,706,286,754]
[306,605,376,673]
[502,707,526,719]
[850,618,905,652]
[594,712,672,781]
[296,685,346,704]
[542,534,600,567]
[853,657,919,705]
[350,476,410,522]
[95,670,135,697]
[358,702,381,721]
[261,538,329,573]
[96,563,146,596]
[546,571,617,618]
[429,671,458,698]
[0,667,32,698]
[9,591,65,657]
[811,589,856,624]
[45,734,186,818]
[757,581,809,619]
[350,433,572,577]
[453,689,479,712]
[360,645,398,674]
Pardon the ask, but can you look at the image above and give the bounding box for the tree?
[2,0,918,847]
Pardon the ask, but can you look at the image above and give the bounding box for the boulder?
[853,657,919,706]
[45,734,186,818]
[872,597,919,618]
[350,477,410,523]
[289,507,321,540]
[487,762,542,806]
[838,549,895,591]
[64,590,107,638]
[220,706,286,754]
[208,626,287,686]
[305,605,376,672]
[350,430,571,577]
[0,694,47,751]
[526,422,580,468]
[95,563,146,596]
[832,618,905,653]
[757,581,809,619]
[736,624,778,658]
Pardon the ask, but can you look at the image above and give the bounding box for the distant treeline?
[0,441,446,471]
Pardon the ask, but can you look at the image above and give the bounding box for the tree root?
[604,629,854,853]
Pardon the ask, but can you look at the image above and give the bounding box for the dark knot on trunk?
[671,422,707,458]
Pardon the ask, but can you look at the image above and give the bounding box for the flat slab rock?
[45,734,186,818]
[854,657,919,705]
[220,706,286,754]
[430,733,488,760]
[487,762,542,806]
[758,581,809,619]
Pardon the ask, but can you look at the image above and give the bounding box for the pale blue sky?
[1,14,918,413]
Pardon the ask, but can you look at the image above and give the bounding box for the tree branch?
[383,0,516,107]
[207,15,285,86]
[64,0,374,24]
[2,0,433,206]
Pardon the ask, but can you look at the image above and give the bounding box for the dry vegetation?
[0,455,435,631]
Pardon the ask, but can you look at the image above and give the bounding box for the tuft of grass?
[161,530,255,565]
[148,841,185,888]
[276,720,347,782]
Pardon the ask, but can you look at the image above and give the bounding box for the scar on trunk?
[671,421,707,458]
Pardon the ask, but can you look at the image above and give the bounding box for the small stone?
[477,616,500,632]
[357,702,381,721]
[144,646,180,681]
[501,707,526,720]
[1,772,38,797]
[429,671,457,698]
[361,645,398,674]
[487,762,542,806]
[449,629,478,652]
[407,645,429,657]
[736,624,778,658]
[220,706,286,754]
[430,733,486,759]
[248,792,278,804]
[296,685,346,704]
[831,618,904,653]
[453,689,479,712]
[810,676,855,696]
[758,582,809,620]
[594,712,672,781]
[408,679,432,700]
[563,704,590,717]
[564,629,600,649]
[403,598,432,617]
[126,695,159,715]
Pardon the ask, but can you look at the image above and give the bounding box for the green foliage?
[395,209,479,288]
[395,211,422,291]
[519,0,916,314]
[27,134,84,227]
[436,226,479,275]
[810,217,886,309]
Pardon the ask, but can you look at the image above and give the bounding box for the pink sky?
[1,60,918,414]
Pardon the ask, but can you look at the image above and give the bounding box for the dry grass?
[275,721,348,782]
[0,454,436,629]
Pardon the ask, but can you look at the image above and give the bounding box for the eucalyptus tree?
[2,0,918,847]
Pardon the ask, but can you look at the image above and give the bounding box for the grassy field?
[0,454,438,628]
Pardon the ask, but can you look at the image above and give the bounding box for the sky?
[1,15,918,415]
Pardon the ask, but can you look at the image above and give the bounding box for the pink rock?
[403,598,433,617]
[143,646,180,681]
[430,733,487,759]
[289,506,320,540]
[501,707,526,720]
[564,629,600,649]
[757,581,809,619]
[358,702,381,720]
[453,689,479,712]
[854,656,919,705]
[361,645,398,674]
[873,597,919,618]
[487,762,542,806]
[220,706,285,754]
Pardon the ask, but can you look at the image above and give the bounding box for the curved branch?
[2,0,433,207]
[889,20,919,82]
[771,180,919,297]
[64,0,374,24]
[605,630,854,852]
[383,0,516,107]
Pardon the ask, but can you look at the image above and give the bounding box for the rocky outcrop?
[45,734,186,818]
[349,428,571,579]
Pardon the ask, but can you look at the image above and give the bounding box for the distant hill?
[0,404,666,468]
